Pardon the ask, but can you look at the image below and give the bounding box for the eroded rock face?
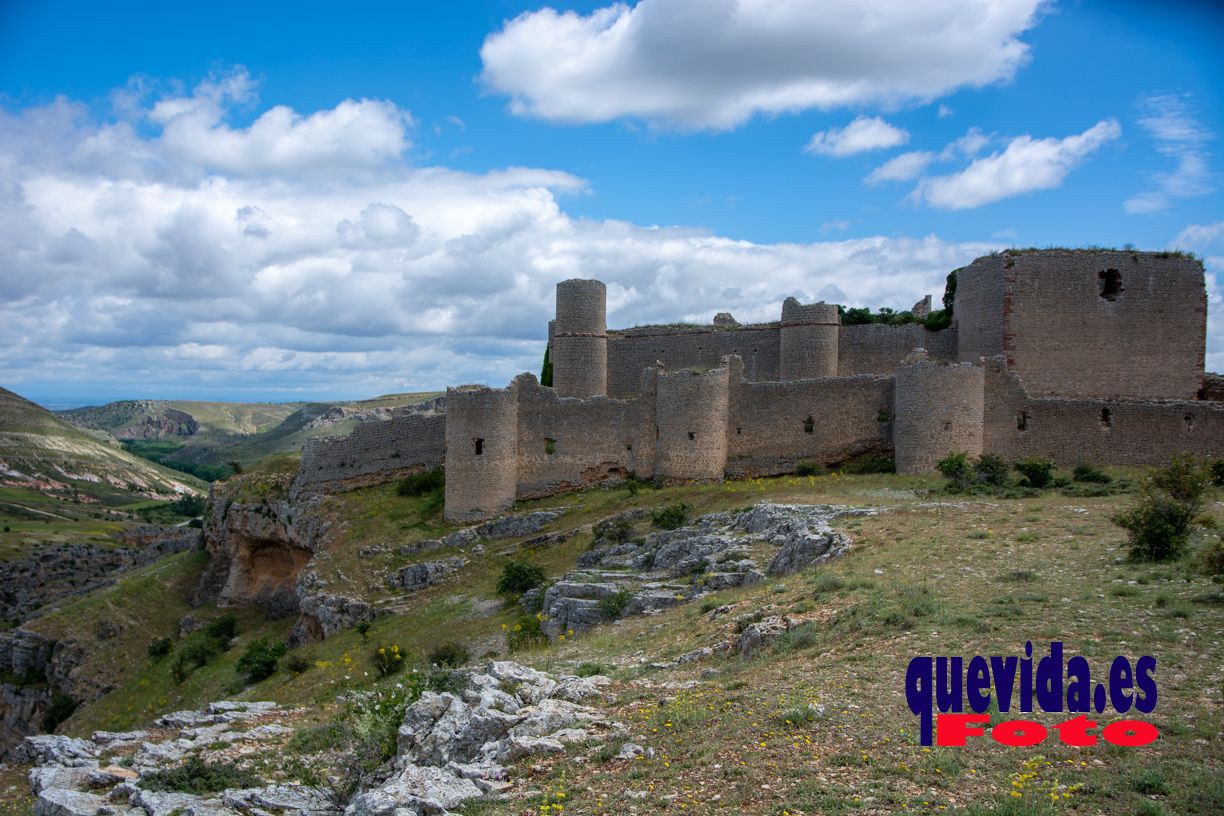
[541,502,868,639]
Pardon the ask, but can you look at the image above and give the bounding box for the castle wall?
[295,412,445,493]
[513,374,637,498]
[654,365,730,481]
[726,369,893,477]
[894,353,985,473]
[606,325,781,398]
[780,299,839,380]
[553,279,608,398]
[958,251,1206,400]
[839,323,956,375]
[444,385,519,523]
[982,359,1224,466]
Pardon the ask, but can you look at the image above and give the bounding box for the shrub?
[355,621,371,640]
[320,683,421,807]
[497,560,547,596]
[1114,456,1212,562]
[840,454,894,475]
[147,637,173,659]
[575,662,608,677]
[1199,539,1224,583]
[1212,459,1224,487]
[141,756,260,794]
[372,643,407,677]
[651,502,691,530]
[425,667,468,694]
[236,638,288,684]
[428,641,469,668]
[974,454,1011,487]
[1014,457,1055,489]
[41,694,77,732]
[593,516,633,544]
[937,452,973,490]
[397,467,444,497]
[1072,463,1112,484]
[283,653,312,675]
[204,613,238,641]
[506,615,548,652]
[597,590,633,620]
[794,461,824,477]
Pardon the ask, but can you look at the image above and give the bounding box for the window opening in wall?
[803,415,815,434]
[545,437,556,455]
[1100,407,1112,429]
[736,427,742,435]
[474,438,484,455]
[688,431,696,441]
[626,444,633,451]
[877,408,890,422]
[1184,413,1194,430]
[1017,411,1028,431]
[1098,268,1122,301]
[943,421,952,432]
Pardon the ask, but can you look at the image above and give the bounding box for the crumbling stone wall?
[444,385,519,522]
[982,358,1224,465]
[957,251,1206,400]
[839,323,956,375]
[606,324,781,398]
[295,412,445,493]
[894,351,985,473]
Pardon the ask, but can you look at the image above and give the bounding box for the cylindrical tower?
[779,298,839,380]
[654,365,730,482]
[444,384,518,522]
[894,349,985,473]
[552,279,607,398]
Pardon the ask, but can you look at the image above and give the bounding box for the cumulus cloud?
[1125,93,1214,214]
[913,119,1121,209]
[805,116,908,157]
[479,0,1047,130]
[865,151,935,184]
[1169,221,1224,373]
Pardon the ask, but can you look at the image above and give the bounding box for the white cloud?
[0,73,1014,402]
[937,104,954,119]
[865,150,934,184]
[1125,93,1214,214]
[938,126,990,160]
[805,116,908,157]
[1169,221,1224,373]
[479,0,1047,130]
[914,119,1121,209]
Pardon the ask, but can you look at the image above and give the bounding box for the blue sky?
[1,0,1222,407]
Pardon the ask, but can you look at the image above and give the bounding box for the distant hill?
[57,392,444,479]
[0,386,203,498]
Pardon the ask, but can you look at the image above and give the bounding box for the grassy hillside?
[38,467,1223,815]
[59,392,442,478]
[0,387,207,561]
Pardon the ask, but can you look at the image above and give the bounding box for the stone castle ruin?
[294,250,1222,521]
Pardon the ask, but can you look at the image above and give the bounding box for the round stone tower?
[654,365,730,482]
[444,384,518,522]
[893,349,985,473]
[552,279,607,398]
[779,298,840,380]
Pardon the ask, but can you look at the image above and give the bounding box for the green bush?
[1114,456,1212,563]
[840,454,895,475]
[593,516,633,544]
[1212,460,1224,486]
[575,662,608,677]
[651,502,691,530]
[506,615,548,652]
[1072,463,1112,484]
[283,653,312,675]
[936,452,973,490]
[171,630,228,683]
[397,467,444,497]
[1014,457,1055,488]
[1199,539,1224,583]
[596,590,633,620]
[427,641,470,668]
[204,613,238,641]
[974,454,1011,487]
[140,756,260,794]
[236,638,288,684]
[147,637,173,659]
[41,694,77,732]
[497,560,547,596]
[794,461,824,477]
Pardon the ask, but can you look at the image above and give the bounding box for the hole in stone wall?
[688,431,696,441]
[943,421,952,432]
[1098,268,1122,301]
[544,437,556,455]
[1184,413,1194,430]
[1017,411,1029,431]
[626,444,633,451]
[877,408,891,422]
[1100,407,1112,429]
[736,427,742,435]
[474,438,484,455]
[803,415,815,434]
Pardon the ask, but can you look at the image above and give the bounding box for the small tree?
[1113,455,1211,562]
[936,452,973,491]
[236,638,288,684]
[497,560,546,596]
[1014,457,1055,489]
